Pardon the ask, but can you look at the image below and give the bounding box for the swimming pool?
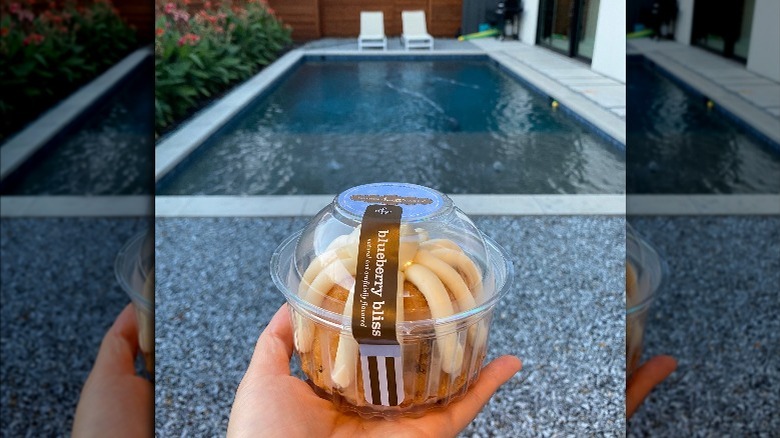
[627,56,780,194]
[157,57,625,195]
[0,58,154,195]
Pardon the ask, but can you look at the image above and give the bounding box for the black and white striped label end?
[359,345,404,406]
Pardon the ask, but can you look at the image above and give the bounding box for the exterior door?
[691,0,754,62]
[537,0,600,61]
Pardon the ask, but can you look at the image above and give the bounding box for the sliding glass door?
[691,0,754,62]
[537,0,600,62]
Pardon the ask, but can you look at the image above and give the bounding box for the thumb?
[626,355,677,418]
[243,304,295,379]
[91,303,140,378]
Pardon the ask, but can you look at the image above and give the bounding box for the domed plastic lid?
[115,229,153,312]
[271,183,512,332]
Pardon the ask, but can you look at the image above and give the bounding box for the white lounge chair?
[358,12,387,51]
[401,10,434,50]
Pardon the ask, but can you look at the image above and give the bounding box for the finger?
[441,355,522,434]
[626,355,677,418]
[246,304,295,377]
[91,303,140,378]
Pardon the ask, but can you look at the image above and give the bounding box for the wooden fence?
[146,0,461,42]
[267,0,463,41]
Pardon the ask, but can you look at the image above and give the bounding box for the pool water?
[157,59,625,195]
[627,58,780,194]
[0,60,154,195]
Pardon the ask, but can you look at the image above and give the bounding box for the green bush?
[0,0,136,140]
[154,0,292,135]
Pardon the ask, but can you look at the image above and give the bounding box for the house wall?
[591,0,625,82]
[674,0,694,44]
[521,0,625,82]
[672,0,779,81]
[461,0,513,35]
[519,0,540,45]
[267,0,321,40]
[746,0,780,81]
[461,0,488,35]
[461,0,532,39]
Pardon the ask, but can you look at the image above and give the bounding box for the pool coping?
[0,196,152,217]
[153,194,780,217]
[0,47,153,181]
[4,194,773,217]
[154,194,626,216]
[627,194,780,215]
[154,47,627,184]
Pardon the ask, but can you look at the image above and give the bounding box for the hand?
[626,355,677,419]
[227,304,522,438]
[72,303,153,437]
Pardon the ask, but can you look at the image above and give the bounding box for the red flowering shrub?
[0,0,136,139]
[154,0,291,134]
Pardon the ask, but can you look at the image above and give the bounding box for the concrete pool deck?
[3,194,772,217]
[0,196,152,217]
[155,194,626,216]
[153,194,780,218]
[629,39,780,146]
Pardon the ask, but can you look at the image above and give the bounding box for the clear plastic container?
[271,183,513,418]
[626,223,666,378]
[115,229,154,377]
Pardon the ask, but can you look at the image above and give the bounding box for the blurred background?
[626,0,779,435]
[1,0,153,434]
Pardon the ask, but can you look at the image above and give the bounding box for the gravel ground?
[628,217,780,435]
[154,216,625,436]
[0,218,150,436]
[4,215,774,435]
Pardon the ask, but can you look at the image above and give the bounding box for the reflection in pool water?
[627,57,780,194]
[158,60,625,195]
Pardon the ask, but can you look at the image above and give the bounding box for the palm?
[228,305,521,438]
[74,374,153,437]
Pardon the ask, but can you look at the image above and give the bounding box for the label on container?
[338,183,446,220]
[352,204,404,406]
